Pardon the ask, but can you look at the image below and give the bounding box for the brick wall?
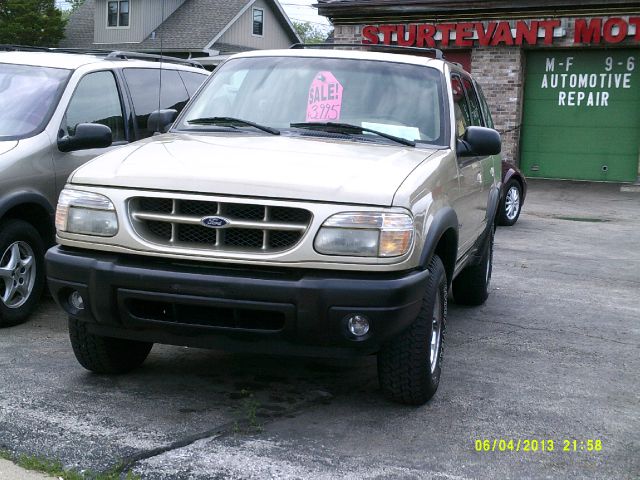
[471,47,523,164]
[333,24,360,44]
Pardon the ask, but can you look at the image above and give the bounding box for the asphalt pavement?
[0,180,638,479]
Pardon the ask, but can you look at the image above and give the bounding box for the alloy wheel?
[430,293,443,373]
[0,241,36,309]
[505,185,520,221]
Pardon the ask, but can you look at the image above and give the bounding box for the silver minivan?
[0,49,208,326]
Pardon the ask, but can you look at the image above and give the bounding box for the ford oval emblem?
[201,216,229,228]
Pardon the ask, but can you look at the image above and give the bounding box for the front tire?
[69,317,153,373]
[0,220,46,327]
[378,255,447,405]
[497,180,522,226]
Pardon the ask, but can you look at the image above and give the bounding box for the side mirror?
[456,126,501,157]
[148,109,178,134]
[58,123,113,153]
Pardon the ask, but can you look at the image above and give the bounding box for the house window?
[108,0,129,28]
[252,8,263,36]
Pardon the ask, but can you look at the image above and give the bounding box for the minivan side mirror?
[57,123,113,153]
[456,126,501,157]
[148,109,178,134]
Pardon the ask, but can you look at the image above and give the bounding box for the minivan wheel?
[497,180,522,226]
[69,316,153,373]
[452,227,494,306]
[0,220,45,327]
[377,255,447,405]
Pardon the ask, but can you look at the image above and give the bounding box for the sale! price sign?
[306,71,344,122]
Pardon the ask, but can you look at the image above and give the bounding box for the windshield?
[0,63,71,140]
[177,56,447,146]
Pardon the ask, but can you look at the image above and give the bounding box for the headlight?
[314,212,414,257]
[55,189,118,237]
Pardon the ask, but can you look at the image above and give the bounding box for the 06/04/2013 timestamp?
[474,439,603,453]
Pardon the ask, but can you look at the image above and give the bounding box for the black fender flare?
[0,190,55,222]
[418,207,459,284]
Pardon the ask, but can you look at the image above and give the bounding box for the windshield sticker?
[361,122,420,141]
[306,71,343,122]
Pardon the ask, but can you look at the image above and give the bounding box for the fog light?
[69,291,84,310]
[347,314,370,337]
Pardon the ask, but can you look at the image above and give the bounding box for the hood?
[0,140,18,156]
[71,133,438,206]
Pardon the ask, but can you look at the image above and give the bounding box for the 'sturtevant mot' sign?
[361,17,640,47]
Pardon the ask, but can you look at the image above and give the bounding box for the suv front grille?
[129,197,312,253]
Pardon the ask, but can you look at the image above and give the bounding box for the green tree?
[68,0,85,12]
[0,0,67,47]
[293,20,332,44]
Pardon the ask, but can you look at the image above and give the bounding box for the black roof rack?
[290,43,444,60]
[106,51,204,69]
[0,45,205,69]
[0,44,51,52]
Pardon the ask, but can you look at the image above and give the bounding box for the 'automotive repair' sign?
[362,17,640,48]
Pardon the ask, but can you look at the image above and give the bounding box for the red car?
[498,160,527,226]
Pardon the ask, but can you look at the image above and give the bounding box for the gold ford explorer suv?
[46,46,502,405]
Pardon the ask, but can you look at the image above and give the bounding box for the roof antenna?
[157,0,165,117]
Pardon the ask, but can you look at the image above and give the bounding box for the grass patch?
[232,389,263,434]
[0,450,140,480]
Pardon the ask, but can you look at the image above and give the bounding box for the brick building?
[317,0,640,183]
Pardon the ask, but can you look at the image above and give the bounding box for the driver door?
[451,74,489,254]
[52,70,127,193]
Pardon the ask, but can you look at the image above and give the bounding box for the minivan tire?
[69,316,153,373]
[0,219,46,327]
[497,180,522,226]
[378,255,447,405]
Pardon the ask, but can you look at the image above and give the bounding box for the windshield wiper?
[187,117,280,135]
[290,122,415,147]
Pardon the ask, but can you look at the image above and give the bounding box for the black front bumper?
[45,246,430,357]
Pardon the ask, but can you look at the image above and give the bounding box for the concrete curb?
[0,459,53,479]
[620,184,640,193]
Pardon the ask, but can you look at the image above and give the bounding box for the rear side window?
[123,68,190,139]
[179,71,208,96]
[63,70,126,142]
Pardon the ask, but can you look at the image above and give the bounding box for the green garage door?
[521,50,639,182]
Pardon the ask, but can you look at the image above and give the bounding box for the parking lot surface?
[0,180,638,479]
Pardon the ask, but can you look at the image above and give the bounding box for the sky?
[55,0,332,29]
[279,0,331,29]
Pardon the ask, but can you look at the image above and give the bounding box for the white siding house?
[62,0,300,58]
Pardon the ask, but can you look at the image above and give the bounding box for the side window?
[107,1,129,27]
[63,71,125,142]
[123,68,189,139]
[451,75,471,138]
[252,8,264,36]
[461,77,484,127]
[474,82,495,129]
[179,71,208,97]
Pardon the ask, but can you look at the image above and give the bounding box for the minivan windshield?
[178,56,446,146]
[0,63,71,140]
